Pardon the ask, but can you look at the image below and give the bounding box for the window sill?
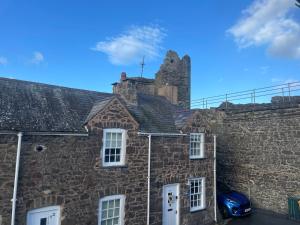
[190,207,206,213]
[102,165,128,169]
[189,157,207,160]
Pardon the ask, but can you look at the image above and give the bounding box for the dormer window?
[102,128,126,167]
[190,133,205,159]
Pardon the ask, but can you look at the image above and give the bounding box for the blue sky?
[0,0,299,103]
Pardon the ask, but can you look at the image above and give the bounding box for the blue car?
[217,190,252,218]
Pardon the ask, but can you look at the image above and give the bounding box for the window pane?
[107,219,113,225]
[114,208,119,216]
[102,210,107,219]
[110,155,115,162]
[109,200,114,208]
[40,218,47,225]
[102,201,108,209]
[115,199,120,207]
[113,218,119,225]
[108,209,114,218]
[111,133,116,141]
[111,139,116,148]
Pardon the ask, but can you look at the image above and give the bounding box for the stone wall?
[0,99,215,225]
[0,136,17,225]
[216,105,300,214]
[155,50,191,109]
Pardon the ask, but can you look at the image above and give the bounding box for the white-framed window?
[102,128,126,167]
[189,133,205,159]
[189,177,206,212]
[99,195,125,225]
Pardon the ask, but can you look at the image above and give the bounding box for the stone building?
[0,51,217,225]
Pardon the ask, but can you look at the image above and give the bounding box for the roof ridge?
[0,76,113,96]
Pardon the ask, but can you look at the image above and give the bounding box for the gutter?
[0,131,88,225]
[137,132,187,225]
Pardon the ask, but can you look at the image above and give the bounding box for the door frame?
[162,183,180,225]
[27,205,61,225]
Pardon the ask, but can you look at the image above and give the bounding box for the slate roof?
[0,77,190,133]
[126,94,180,133]
[174,109,194,129]
[0,77,112,132]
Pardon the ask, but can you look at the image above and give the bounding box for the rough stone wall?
[113,79,156,104]
[155,50,191,109]
[216,106,300,215]
[0,136,17,225]
[0,99,215,225]
[149,110,217,225]
[144,110,217,225]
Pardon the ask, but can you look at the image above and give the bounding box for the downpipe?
[213,135,217,223]
[137,132,187,225]
[1,131,88,225]
[147,135,152,225]
[11,132,23,225]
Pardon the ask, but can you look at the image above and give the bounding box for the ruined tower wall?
[155,50,191,109]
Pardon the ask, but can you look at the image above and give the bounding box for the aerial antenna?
[140,56,145,77]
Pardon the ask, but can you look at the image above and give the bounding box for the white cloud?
[92,25,166,65]
[0,56,8,65]
[30,51,44,64]
[228,0,300,59]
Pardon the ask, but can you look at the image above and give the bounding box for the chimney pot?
[121,72,127,81]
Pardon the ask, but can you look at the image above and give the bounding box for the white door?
[27,206,60,225]
[163,184,180,225]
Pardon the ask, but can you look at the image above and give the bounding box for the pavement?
[221,209,300,225]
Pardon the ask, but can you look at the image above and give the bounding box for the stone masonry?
[0,98,215,225]
[214,102,300,215]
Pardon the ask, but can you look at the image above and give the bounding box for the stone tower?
[155,50,191,109]
[112,50,191,109]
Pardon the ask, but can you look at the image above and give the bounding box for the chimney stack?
[121,72,127,81]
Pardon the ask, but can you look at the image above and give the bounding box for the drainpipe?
[147,134,152,225]
[137,132,187,225]
[11,132,23,225]
[213,135,217,223]
[0,131,89,225]
[249,179,255,206]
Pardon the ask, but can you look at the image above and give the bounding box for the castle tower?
[155,50,191,109]
[112,50,191,109]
